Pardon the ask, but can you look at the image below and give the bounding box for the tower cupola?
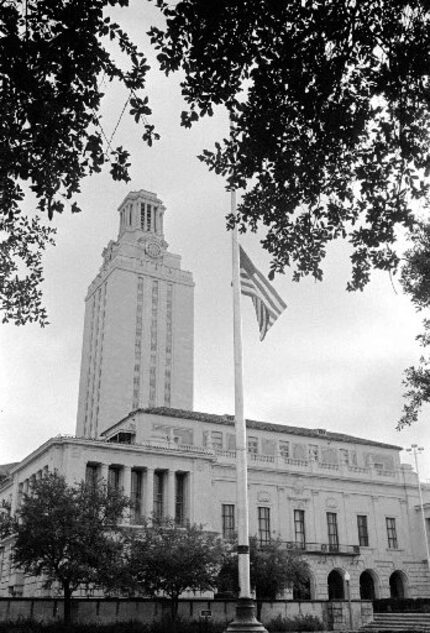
[118,189,165,240]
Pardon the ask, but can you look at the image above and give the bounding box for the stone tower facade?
[76,190,194,439]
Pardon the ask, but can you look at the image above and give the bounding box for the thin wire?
[389,269,399,295]
[108,92,131,146]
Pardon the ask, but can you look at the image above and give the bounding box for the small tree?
[11,472,129,624]
[124,517,225,620]
[218,536,310,620]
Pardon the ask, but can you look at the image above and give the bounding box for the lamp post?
[406,445,430,570]
[344,571,353,630]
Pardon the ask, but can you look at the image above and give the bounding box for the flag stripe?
[240,271,285,318]
[247,266,286,312]
[241,273,285,317]
[240,248,286,311]
[239,245,286,341]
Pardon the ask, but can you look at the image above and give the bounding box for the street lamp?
[406,445,430,570]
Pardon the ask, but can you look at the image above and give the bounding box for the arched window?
[360,570,378,600]
[328,569,345,600]
[390,570,408,599]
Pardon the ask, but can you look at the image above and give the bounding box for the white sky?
[1,1,430,480]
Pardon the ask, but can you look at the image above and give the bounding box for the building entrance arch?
[328,569,345,600]
[389,570,408,599]
[360,569,378,600]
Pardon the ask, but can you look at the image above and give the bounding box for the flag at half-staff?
[239,246,287,340]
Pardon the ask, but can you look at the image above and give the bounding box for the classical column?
[144,467,154,518]
[188,470,194,523]
[10,476,19,514]
[122,466,132,524]
[167,469,176,519]
[122,466,132,498]
[138,470,145,522]
[99,463,109,485]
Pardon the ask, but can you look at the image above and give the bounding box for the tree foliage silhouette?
[0,0,157,325]
[11,472,128,624]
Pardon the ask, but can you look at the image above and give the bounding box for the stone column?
[145,467,154,518]
[188,470,194,523]
[122,466,132,498]
[122,466,132,524]
[99,463,109,485]
[167,469,176,519]
[10,476,19,514]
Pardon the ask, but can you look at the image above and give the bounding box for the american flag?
[239,246,287,341]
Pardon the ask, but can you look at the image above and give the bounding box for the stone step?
[373,616,430,621]
[361,613,430,633]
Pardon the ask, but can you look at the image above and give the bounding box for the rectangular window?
[153,471,164,520]
[386,517,398,549]
[357,515,369,547]
[227,434,236,451]
[248,436,258,454]
[279,440,290,459]
[258,507,271,545]
[327,512,339,551]
[175,473,186,525]
[309,444,319,462]
[294,509,306,548]
[339,448,349,465]
[222,504,235,539]
[211,431,223,450]
[146,204,152,231]
[108,466,121,490]
[85,463,99,489]
[108,466,121,491]
[131,470,143,523]
[140,203,145,229]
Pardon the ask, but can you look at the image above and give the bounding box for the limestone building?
[1,190,430,605]
[76,190,194,439]
[1,407,430,602]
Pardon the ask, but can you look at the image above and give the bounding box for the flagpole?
[231,188,252,600]
[225,122,267,633]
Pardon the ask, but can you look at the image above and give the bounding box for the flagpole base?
[224,598,268,633]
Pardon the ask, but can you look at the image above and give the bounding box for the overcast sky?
[1,1,430,480]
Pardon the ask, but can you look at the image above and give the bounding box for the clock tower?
[76,190,194,439]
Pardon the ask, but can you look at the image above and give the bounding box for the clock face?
[146,241,162,258]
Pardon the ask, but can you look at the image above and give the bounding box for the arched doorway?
[328,569,345,600]
[360,570,377,600]
[390,570,408,599]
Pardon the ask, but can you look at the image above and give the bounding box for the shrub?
[266,614,324,632]
[0,619,228,633]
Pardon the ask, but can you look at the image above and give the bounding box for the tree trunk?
[63,582,72,625]
[171,595,179,621]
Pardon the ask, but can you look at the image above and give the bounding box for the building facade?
[1,189,430,605]
[1,407,429,601]
[76,190,194,439]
